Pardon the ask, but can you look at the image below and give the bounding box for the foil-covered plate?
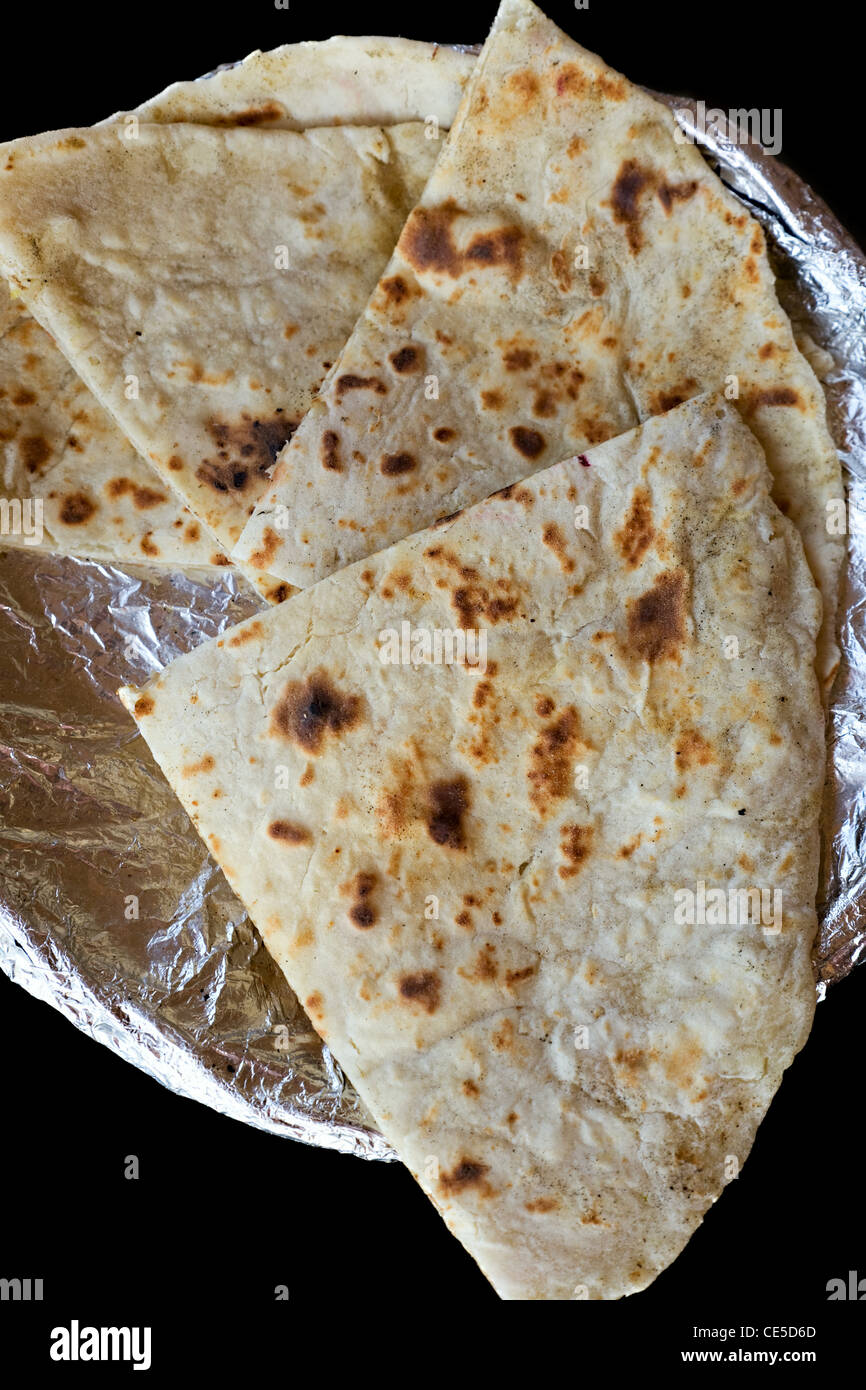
[1,90,863,1156]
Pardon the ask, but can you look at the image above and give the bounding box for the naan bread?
[235,0,843,686]
[0,119,440,579]
[0,281,227,567]
[0,38,475,574]
[122,395,824,1299]
[117,36,476,130]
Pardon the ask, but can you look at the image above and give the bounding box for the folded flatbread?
[0,39,475,574]
[121,394,824,1299]
[117,35,476,131]
[0,120,439,582]
[0,281,228,567]
[235,0,843,686]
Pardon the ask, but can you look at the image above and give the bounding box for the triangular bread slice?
[234,0,843,685]
[122,395,824,1299]
[0,119,440,574]
[0,281,229,568]
[0,39,476,576]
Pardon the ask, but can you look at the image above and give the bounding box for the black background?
[1,0,863,1368]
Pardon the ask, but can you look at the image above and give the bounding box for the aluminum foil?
[1,93,863,1156]
[0,557,393,1156]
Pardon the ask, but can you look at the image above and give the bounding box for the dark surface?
[1,0,864,1362]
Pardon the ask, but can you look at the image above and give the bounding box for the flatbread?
[0,38,475,575]
[235,0,844,687]
[117,36,476,130]
[0,281,228,567]
[121,394,824,1299]
[0,119,440,580]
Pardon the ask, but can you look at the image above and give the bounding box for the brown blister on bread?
[343,870,380,928]
[59,490,97,524]
[389,345,424,374]
[528,707,583,814]
[608,158,701,253]
[227,620,264,648]
[321,430,342,472]
[20,436,52,474]
[105,477,168,508]
[674,729,715,770]
[270,670,365,754]
[615,486,655,568]
[268,820,312,845]
[247,527,282,570]
[212,101,288,127]
[439,1158,491,1195]
[541,521,575,573]
[427,776,471,850]
[559,823,595,878]
[746,386,802,411]
[182,754,215,777]
[399,200,525,283]
[648,381,699,415]
[196,412,295,495]
[381,452,418,476]
[334,374,387,398]
[509,425,546,459]
[624,569,688,663]
[399,970,441,1013]
[264,582,293,603]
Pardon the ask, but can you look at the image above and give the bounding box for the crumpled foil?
[0,558,393,1156]
[1,92,863,1156]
